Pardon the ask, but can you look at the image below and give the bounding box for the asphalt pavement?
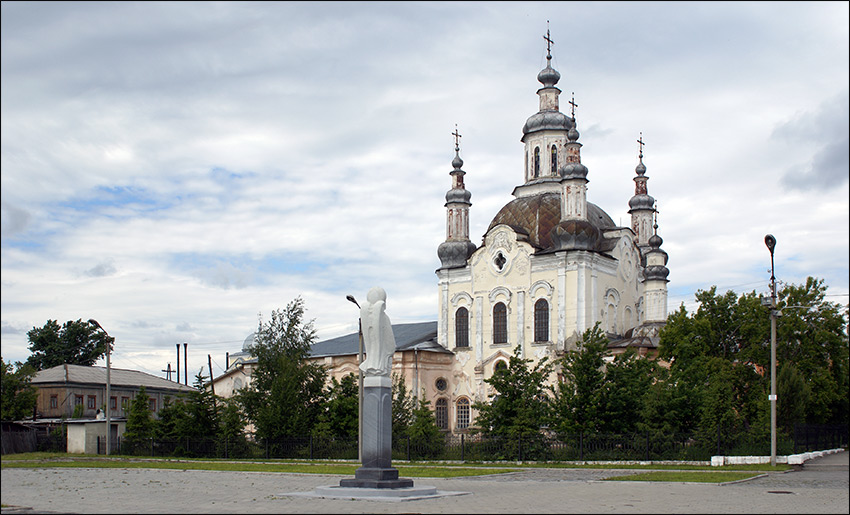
[1,450,847,513]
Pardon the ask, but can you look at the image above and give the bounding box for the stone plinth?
[339,378,414,489]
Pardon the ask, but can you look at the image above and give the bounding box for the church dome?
[242,332,256,352]
[522,110,572,136]
[628,193,655,211]
[537,64,561,87]
[487,192,615,252]
[446,187,472,204]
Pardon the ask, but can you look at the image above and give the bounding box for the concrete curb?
[710,447,845,466]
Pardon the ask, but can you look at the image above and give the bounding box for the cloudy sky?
[2,1,848,380]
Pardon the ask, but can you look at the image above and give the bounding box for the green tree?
[313,373,358,439]
[123,385,154,446]
[26,319,113,370]
[777,362,810,434]
[177,371,220,439]
[236,297,327,440]
[391,372,415,438]
[599,349,658,433]
[154,396,188,440]
[406,397,444,458]
[1,357,38,421]
[552,323,608,434]
[473,343,553,437]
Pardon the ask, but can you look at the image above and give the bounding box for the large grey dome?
[522,111,572,136]
[488,192,615,252]
[242,333,256,352]
[628,193,655,211]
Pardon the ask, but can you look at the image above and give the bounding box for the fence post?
[518,433,523,462]
[97,435,101,455]
[716,425,721,457]
[406,435,410,462]
[461,433,465,462]
[225,438,228,459]
[265,439,269,459]
[645,432,650,461]
[579,432,583,462]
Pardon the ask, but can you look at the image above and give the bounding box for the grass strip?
[604,471,762,483]
[0,459,513,478]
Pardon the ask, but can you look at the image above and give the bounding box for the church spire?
[629,132,656,248]
[437,125,477,269]
[643,207,669,323]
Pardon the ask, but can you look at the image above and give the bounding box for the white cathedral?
[214,34,670,435]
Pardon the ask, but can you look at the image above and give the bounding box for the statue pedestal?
[339,379,413,489]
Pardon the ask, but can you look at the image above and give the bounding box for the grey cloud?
[777,92,850,191]
[1,201,32,237]
[1,322,23,335]
[175,322,194,332]
[84,260,117,277]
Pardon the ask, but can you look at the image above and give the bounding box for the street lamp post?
[764,234,777,467]
[346,295,363,462]
[88,319,112,456]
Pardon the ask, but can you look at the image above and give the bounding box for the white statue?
[359,286,396,377]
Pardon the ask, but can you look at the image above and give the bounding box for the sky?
[2,1,848,381]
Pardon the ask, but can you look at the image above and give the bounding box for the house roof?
[32,364,196,393]
[309,321,448,358]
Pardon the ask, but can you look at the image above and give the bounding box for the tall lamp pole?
[346,295,363,462]
[88,319,112,456]
[764,234,777,467]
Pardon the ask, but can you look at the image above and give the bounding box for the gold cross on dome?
[569,93,578,118]
[543,21,554,58]
[452,125,462,151]
[637,132,645,158]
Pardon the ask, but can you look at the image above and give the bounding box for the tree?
[406,397,444,458]
[1,357,38,421]
[598,349,658,434]
[236,297,328,440]
[123,385,154,446]
[552,323,608,434]
[657,276,849,437]
[312,373,359,439]
[473,343,553,437]
[391,372,415,438]
[177,371,220,439]
[26,319,113,370]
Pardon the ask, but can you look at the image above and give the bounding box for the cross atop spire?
[452,124,462,152]
[543,21,554,60]
[569,92,578,118]
[637,132,645,159]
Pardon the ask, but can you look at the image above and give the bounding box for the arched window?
[493,302,507,344]
[551,145,558,174]
[534,298,549,342]
[494,360,508,375]
[455,307,469,348]
[435,398,448,429]
[533,147,540,178]
[456,398,470,429]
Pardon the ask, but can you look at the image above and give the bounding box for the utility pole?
[764,234,777,467]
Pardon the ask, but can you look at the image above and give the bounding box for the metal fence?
[108,424,846,461]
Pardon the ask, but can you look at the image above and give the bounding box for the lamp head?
[88,319,102,330]
[346,295,360,308]
[764,234,776,254]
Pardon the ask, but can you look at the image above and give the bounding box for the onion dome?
[537,64,561,88]
[523,111,572,135]
[628,141,655,213]
[438,240,478,269]
[550,219,600,251]
[561,161,588,179]
[643,221,669,281]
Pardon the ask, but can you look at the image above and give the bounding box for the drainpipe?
[414,347,419,402]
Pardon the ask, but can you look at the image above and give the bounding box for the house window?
[493,302,507,344]
[455,307,469,348]
[148,398,156,412]
[75,395,83,406]
[494,360,508,375]
[534,298,549,342]
[121,397,130,411]
[50,395,58,409]
[533,147,540,178]
[551,145,558,174]
[110,396,117,410]
[456,398,470,430]
[435,398,448,430]
[87,395,97,409]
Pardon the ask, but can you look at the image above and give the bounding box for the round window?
[435,378,447,391]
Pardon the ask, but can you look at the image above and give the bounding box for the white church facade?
[213,33,669,436]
